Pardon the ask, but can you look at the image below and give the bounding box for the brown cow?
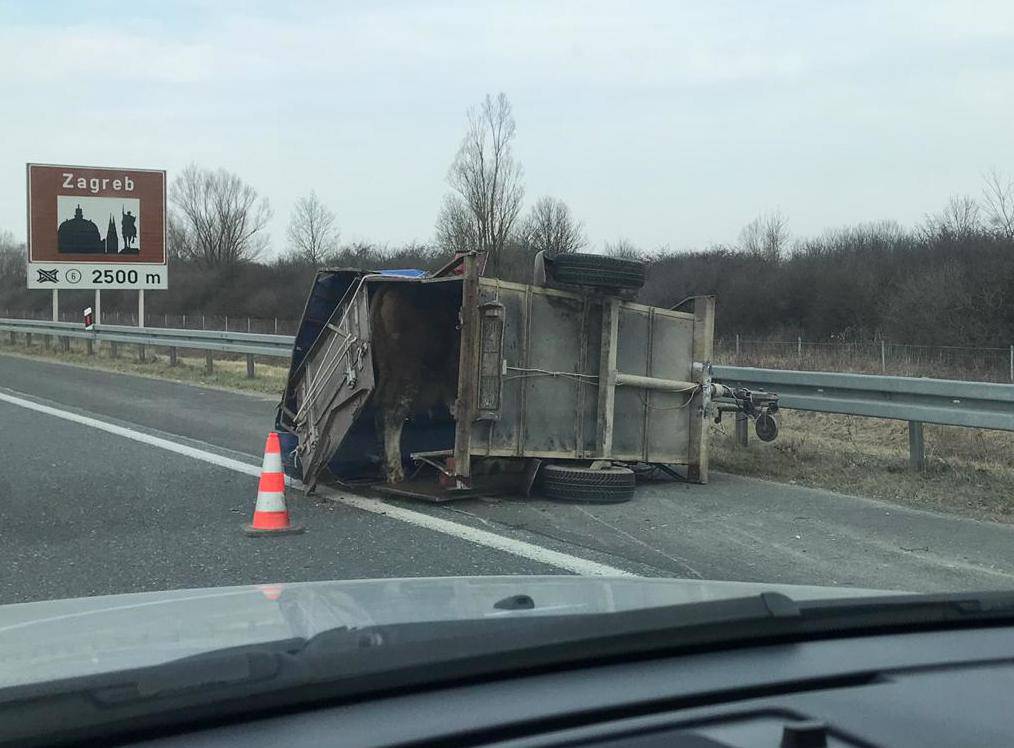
[369,283,460,483]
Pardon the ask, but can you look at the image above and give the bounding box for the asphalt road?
[2,353,1013,604]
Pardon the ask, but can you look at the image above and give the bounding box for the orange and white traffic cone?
[244,433,305,536]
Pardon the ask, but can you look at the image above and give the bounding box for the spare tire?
[539,464,636,503]
[548,253,646,290]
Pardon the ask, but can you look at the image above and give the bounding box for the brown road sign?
[27,163,167,289]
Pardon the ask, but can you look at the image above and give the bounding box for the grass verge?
[0,337,286,397]
[710,411,1014,524]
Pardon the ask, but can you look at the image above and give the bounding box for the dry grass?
[711,345,1014,522]
[716,341,1013,383]
[0,336,287,397]
[711,411,1014,523]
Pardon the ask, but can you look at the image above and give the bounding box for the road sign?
[26,163,168,289]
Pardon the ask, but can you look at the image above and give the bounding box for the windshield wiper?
[4,591,1014,747]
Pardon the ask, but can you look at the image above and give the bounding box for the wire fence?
[1,308,301,335]
[717,336,1014,384]
[4,308,1013,384]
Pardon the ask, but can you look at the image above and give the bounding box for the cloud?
[0,2,809,91]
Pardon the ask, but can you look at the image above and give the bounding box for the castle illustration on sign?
[57,202,139,255]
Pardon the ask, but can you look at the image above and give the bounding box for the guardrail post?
[86,338,94,356]
[110,341,118,358]
[205,351,213,374]
[881,340,886,373]
[137,344,146,362]
[908,420,925,470]
[25,333,31,347]
[246,353,255,378]
[735,412,749,447]
[9,331,15,344]
[61,337,70,352]
[169,347,177,367]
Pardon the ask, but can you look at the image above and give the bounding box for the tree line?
[1,93,1013,347]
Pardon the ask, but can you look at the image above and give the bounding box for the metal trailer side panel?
[581,300,603,457]
[293,284,375,486]
[644,311,695,463]
[471,279,704,467]
[612,306,650,459]
[521,290,585,455]
[476,281,526,456]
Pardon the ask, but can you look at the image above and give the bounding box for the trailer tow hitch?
[711,384,780,442]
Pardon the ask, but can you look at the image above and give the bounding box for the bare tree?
[922,194,981,238]
[739,210,790,259]
[604,238,641,259]
[446,92,525,270]
[286,191,339,264]
[519,196,586,255]
[166,213,192,261]
[434,194,478,254]
[0,229,24,280]
[982,169,1014,239]
[169,164,272,266]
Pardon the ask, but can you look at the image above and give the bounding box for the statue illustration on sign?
[56,196,140,255]
[121,207,137,250]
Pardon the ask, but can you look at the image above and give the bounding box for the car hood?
[0,576,893,688]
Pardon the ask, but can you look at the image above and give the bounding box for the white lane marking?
[0,390,636,578]
[0,389,262,477]
[322,490,636,577]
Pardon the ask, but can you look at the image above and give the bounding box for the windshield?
[1,0,1013,695]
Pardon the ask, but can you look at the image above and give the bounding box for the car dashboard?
[130,623,1014,748]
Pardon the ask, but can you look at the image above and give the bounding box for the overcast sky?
[2,0,1014,255]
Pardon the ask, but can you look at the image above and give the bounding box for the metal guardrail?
[0,318,293,376]
[2,318,1012,467]
[712,364,1014,467]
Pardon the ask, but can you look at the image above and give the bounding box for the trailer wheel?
[539,464,636,503]
[547,253,646,290]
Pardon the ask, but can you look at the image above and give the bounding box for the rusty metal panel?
[470,280,703,466]
[476,302,505,419]
[578,298,600,457]
[644,311,695,462]
[612,307,649,458]
[520,291,585,455]
[293,282,374,487]
[474,282,526,455]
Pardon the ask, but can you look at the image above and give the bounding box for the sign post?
[26,164,167,291]
[51,288,59,349]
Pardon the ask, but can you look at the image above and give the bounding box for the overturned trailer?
[276,253,776,501]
